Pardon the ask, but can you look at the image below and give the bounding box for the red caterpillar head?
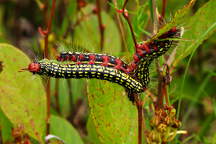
[28,62,41,73]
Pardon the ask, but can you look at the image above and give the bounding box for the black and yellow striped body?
[36,59,143,94]
[135,27,183,86]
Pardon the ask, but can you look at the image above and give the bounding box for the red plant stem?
[96,0,105,51]
[161,0,167,19]
[164,65,170,105]
[156,62,171,109]
[122,0,137,49]
[42,0,56,135]
[46,80,51,135]
[44,0,56,58]
[0,132,2,144]
[122,0,128,10]
[155,62,163,109]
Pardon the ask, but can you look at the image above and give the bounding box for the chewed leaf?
[0,44,46,143]
[87,80,138,144]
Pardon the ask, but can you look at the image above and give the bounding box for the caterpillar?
[131,27,184,86]
[57,52,129,73]
[28,59,144,99]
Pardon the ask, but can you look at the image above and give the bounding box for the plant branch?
[135,95,144,144]
[161,0,167,19]
[123,0,129,10]
[96,0,105,51]
[39,0,56,135]
[44,0,56,58]
[118,0,137,49]
[156,61,164,109]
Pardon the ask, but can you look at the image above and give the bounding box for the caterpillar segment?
[28,59,144,95]
[131,27,183,86]
[57,52,128,73]
[127,27,183,74]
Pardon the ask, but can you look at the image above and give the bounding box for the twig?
[96,0,105,51]
[113,0,128,51]
[118,0,137,49]
[122,0,129,10]
[161,0,167,19]
[44,0,56,58]
[134,95,144,144]
[39,0,56,135]
[156,61,164,109]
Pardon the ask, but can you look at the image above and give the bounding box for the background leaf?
[0,108,13,143]
[74,5,121,56]
[87,80,138,144]
[174,0,216,66]
[0,44,46,143]
[50,115,84,144]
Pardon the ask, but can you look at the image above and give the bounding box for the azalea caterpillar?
[132,27,184,86]
[28,59,144,95]
[57,52,129,73]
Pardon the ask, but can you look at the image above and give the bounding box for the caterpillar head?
[28,62,41,74]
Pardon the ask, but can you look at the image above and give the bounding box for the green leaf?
[50,79,85,118]
[74,5,121,56]
[0,43,46,143]
[0,108,13,143]
[87,80,138,144]
[86,117,101,144]
[50,115,84,144]
[174,0,216,66]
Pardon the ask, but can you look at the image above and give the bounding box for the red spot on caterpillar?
[115,58,122,65]
[139,43,150,53]
[153,45,158,51]
[56,56,62,61]
[136,49,145,57]
[114,59,122,70]
[88,55,96,64]
[171,27,177,32]
[78,54,85,60]
[28,63,40,72]
[127,62,137,73]
[133,54,140,63]
[88,61,95,64]
[66,55,70,60]
[101,56,110,66]
[89,55,96,61]
[71,55,77,61]
[76,62,82,65]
